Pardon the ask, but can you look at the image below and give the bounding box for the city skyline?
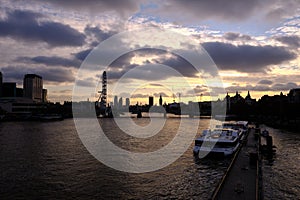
[0,70,296,106]
[0,1,299,103]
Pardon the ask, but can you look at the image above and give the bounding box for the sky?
[0,0,299,104]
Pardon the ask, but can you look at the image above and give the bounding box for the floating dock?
[211,128,263,200]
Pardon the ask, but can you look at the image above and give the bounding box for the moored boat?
[193,125,246,158]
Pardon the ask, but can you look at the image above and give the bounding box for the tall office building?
[118,97,123,108]
[2,82,16,97]
[23,74,43,102]
[114,95,118,108]
[42,89,48,102]
[159,95,163,106]
[125,98,130,107]
[149,96,154,106]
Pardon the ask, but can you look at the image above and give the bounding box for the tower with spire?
[245,91,256,105]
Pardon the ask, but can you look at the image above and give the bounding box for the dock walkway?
[212,128,261,200]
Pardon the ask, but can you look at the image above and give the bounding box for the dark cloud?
[53,89,72,94]
[158,54,198,78]
[151,0,298,23]
[130,93,149,98]
[73,49,93,61]
[1,65,74,83]
[155,0,260,22]
[149,83,164,87]
[258,79,273,85]
[275,35,300,49]
[18,56,81,68]
[186,85,210,97]
[192,85,208,94]
[105,48,198,81]
[272,82,298,91]
[0,9,85,46]
[107,63,138,81]
[264,0,299,22]
[153,92,170,97]
[76,78,96,87]
[226,82,299,93]
[202,42,296,72]
[224,32,252,41]
[84,25,116,42]
[34,0,139,18]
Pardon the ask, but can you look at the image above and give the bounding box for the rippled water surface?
[0,118,229,199]
[261,125,300,200]
[1,118,299,199]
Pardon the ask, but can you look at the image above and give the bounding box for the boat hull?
[193,143,239,158]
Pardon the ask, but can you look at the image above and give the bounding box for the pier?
[211,127,263,200]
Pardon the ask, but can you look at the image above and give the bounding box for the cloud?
[1,65,74,83]
[202,42,296,72]
[272,82,298,91]
[226,82,299,93]
[186,85,210,97]
[258,79,273,85]
[130,93,150,98]
[107,49,198,81]
[223,32,252,41]
[0,9,86,47]
[18,56,81,68]
[84,25,116,42]
[73,49,93,61]
[33,0,140,18]
[149,0,298,24]
[76,77,96,87]
[157,53,198,78]
[153,92,170,97]
[149,0,263,23]
[264,0,299,22]
[275,35,300,49]
[52,89,72,94]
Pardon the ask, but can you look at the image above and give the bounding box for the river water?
[260,125,300,199]
[0,118,299,199]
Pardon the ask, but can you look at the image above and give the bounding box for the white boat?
[217,121,248,138]
[193,128,241,158]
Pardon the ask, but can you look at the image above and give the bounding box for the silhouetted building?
[149,96,154,106]
[23,74,43,102]
[118,97,123,108]
[231,91,244,104]
[114,95,118,108]
[225,92,231,111]
[259,93,288,104]
[245,91,256,105]
[159,95,163,106]
[42,89,48,102]
[288,88,300,103]
[2,82,16,97]
[16,88,23,97]
[125,97,130,107]
[0,97,42,115]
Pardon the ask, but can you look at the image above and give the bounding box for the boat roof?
[236,121,248,125]
[195,135,238,143]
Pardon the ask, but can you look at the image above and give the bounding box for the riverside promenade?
[211,128,262,200]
